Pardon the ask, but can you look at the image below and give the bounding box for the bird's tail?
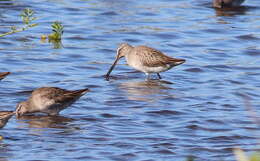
[70,88,90,96]
[0,72,10,80]
[0,111,14,121]
[169,58,186,66]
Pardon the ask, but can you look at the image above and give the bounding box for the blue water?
[0,0,259,160]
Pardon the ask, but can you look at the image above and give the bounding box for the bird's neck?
[26,101,38,113]
[123,45,134,59]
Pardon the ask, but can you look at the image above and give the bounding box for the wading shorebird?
[213,0,245,8]
[0,111,14,129]
[0,72,10,81]
[15,87,89,117]
[105,43,185,80]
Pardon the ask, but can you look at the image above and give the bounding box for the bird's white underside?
[130,63,171,73]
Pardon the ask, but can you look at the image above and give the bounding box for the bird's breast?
[31,94,54,111]
[125,54,144,72]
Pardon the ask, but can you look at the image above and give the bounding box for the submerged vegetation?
[0,8,37,37]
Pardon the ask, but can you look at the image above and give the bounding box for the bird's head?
[15,101,29,117]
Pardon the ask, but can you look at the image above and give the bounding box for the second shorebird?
[106,43,185,80]
[15,87,89,117]
[0,111,14,129]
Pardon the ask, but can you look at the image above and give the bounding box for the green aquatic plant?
[48,21,64,41]
[234,148,260,161]
[0,8,37,37]
[233,96,260,161]
[251,153,260,161]
[40,21,64,49]
[20,8,36,25]
[41,21,64,41]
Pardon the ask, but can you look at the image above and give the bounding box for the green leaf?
[20,8,36,25]
[48,21,64,41]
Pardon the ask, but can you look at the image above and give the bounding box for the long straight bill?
[105,58,119,80]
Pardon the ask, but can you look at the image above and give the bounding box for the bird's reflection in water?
[119,80,174,102]
[0,157,8,161]
[0,149,10,161]
[16,115,75,129]
[0,141,13,161]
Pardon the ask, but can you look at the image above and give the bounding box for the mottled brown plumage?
[0,111,14,129]
[106,43,185,80]
[213,0,245,8]
[15,87,89,117]
[0,72,10,81]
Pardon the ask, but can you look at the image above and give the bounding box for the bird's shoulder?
[134,46,173,67]
[32,87,68,99]
[135,45,170,58]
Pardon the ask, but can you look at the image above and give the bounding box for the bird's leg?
[145,73,150,81]
[157,73,162,79]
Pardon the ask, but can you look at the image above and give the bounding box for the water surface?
[0,0,260,160]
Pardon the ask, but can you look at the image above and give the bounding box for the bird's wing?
[136,46,174,67]
[0,111,14,121]
[49,88,89,107]
[31,87,89,111]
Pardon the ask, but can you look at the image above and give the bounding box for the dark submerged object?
[213,0,245,8]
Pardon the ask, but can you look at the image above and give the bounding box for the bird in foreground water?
[0,111,14,129]
[213,0,245,8]
[105,43,185,80]
[0,72,10,81]
[15,87,89,117]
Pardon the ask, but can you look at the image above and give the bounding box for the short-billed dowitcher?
[0,111,14,129]
[213,0,245,8]
[105,43,185,80]
[15,87,89,117]
[0,72,10,81]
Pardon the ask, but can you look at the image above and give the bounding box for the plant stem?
[0,23,37,37]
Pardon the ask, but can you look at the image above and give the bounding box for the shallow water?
[0,0,260,160]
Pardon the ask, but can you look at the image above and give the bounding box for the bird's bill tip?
[105,74,110,81]
[105,71,112,80]
[15,109,21,117]
[9,111,15,116]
